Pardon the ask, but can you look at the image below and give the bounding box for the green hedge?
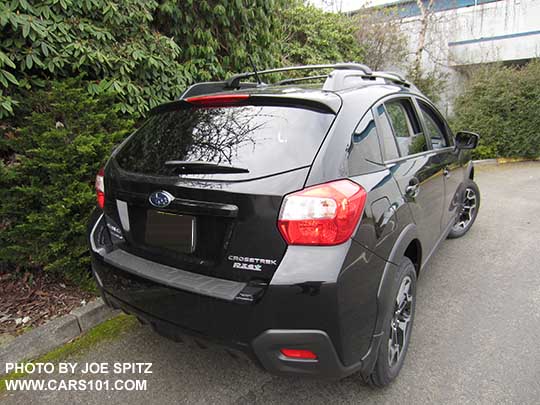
[281,4,365,66]
[0,0,290,118]
[0,79,133,285]
[0,0,188,117]
[452,60,540,159]
[0,1,365,119]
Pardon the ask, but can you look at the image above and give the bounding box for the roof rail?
[275,75,328,85]
[180,63,412,99]
[370,71,411,87]
[225,63,373,89]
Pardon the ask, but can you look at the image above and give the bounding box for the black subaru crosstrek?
[88,63,480,386]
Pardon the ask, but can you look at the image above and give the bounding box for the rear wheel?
[369,257,416,387]
[447,179,480,239]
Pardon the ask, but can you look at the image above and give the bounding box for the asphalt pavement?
[2,162,539,404]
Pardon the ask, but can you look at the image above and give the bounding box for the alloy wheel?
[388,276,413,368]
[452,187,477,232]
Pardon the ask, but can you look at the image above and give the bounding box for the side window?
[348,111,383,175]
[352,111,383,161]
[385,99,428,156]
[418,100,450,149]
[375,104,400,161]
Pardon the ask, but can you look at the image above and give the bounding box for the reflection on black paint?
[116,105,334,180]
[295,281,323,296]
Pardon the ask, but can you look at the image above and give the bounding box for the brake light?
[185,94,249,107]
[277,179,367,246]
[95,167,105,209]
[280,348,318,360]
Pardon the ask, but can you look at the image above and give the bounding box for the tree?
[412,0,454,103]
[353,7,408,71]
[411,0,435,78]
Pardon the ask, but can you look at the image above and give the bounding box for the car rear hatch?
[101,91,341,288]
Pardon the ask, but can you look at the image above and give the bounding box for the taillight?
[185,94,249,107]
[95,167,105,209]
[277,179,367,246]
[280,348,318,360]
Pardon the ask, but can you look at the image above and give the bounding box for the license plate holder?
[145,210,196,254]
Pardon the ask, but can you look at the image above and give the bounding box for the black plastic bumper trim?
[252,329,365,379]
[102,249,246,302]
[89,214,247,302]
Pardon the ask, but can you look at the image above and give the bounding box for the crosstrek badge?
[228,255,278,271]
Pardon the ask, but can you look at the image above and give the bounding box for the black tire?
[447,179,480,239]
[369,257,417,387]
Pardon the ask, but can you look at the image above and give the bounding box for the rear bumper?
[89,210,387,380]
[99,286,381,380]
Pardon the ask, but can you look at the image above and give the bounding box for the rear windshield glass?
[114,105,334,180]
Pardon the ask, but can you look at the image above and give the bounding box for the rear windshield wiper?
[164,160,249,174]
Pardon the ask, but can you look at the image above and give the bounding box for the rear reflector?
[95,167,105,209]
[185,94,249,106]
[277,179,367,246]
[280,348,318,360]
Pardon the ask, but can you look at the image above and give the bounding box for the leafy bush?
[452,60,540,159]
[0,0,191,117]
[0,0,290,118]
[0,78,134,284]
[281,4,365,66]
[409,68,448,105]
[153,0,289,79]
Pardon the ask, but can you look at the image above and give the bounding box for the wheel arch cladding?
[375,224,420,334]
[386,223,420,268]
[466,161,474,180]
[403,239,422,275]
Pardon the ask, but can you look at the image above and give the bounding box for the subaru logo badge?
[149,191,174,208]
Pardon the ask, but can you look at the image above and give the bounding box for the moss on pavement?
[0,314,137,392]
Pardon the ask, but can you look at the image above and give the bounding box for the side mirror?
[455,131,479,150]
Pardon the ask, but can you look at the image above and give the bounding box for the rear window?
[115,105,334,180]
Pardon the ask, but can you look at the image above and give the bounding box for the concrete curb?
[0,298,119,375]
[472,158,498,166]
[473,157,540,166]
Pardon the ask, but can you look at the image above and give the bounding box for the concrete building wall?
[389,0,540,114]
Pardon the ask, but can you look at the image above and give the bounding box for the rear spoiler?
[151,93,341,115]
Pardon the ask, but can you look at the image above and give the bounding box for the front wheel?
[447,179,480,239]
[369,257,416,387]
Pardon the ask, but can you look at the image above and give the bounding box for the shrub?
[153,0,289,79]
[452,60,540,159]
[281,4,365,66]
[0,78,134,284]
[0,0,191,117]
[0,0,292,118]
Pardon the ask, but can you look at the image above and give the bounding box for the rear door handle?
[405,177,420,198]
[443,167,450,178]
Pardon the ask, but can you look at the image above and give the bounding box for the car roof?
[178,64,426,115]
[223,81,423,114]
